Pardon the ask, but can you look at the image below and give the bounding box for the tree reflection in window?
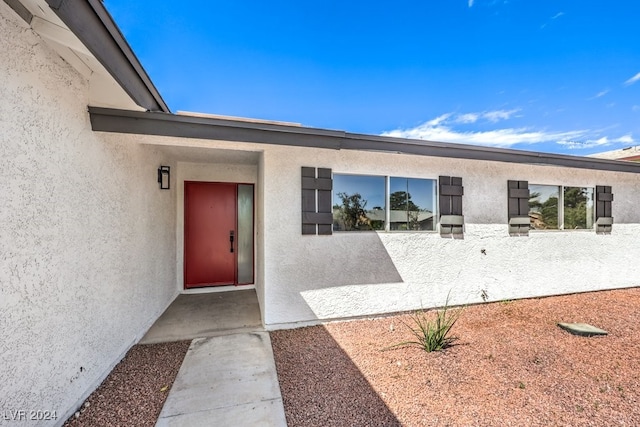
[563,187,594,229]
[529,185,559,230]
[333,175,385,231]
[389,177,435,231]
[529,185,594,230]
[334,192,384,230]
[332,174,436,232]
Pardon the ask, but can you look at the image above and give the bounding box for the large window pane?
[529,185,559,230]
[563,187,594,229]
[333,174,385,231]
[389,177,436,231]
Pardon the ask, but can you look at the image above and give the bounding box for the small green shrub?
[386,295,462,353]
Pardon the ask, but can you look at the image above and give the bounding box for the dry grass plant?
[385,294,463,353]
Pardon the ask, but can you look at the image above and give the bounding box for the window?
[529,185,560,230]
[529,185,594,230]
[389,177,436,231]
[333,174,385,231]
[563,187,594,229]
[332,174,436,232]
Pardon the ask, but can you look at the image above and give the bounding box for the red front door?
[184,182,237,288]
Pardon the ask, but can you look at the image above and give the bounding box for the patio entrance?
[139,289,263,344]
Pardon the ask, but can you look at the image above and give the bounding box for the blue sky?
[105,1,640,155]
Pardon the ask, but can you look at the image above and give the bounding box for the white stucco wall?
[101,134,270,322]
[259,145,640,328]
[107,128,640,331]
[0,5,177,425]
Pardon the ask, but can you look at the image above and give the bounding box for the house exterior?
[2,1,640,425]
[591,145,640,162]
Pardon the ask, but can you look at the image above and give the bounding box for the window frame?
[332,172,438,233]
[529,184,595,231]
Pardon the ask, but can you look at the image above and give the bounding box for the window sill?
[529,228,595,233]
[332,229,438,234]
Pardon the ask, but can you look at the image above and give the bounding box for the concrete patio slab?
[142,290,286,426]
[140,289,263,344]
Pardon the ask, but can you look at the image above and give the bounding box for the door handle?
[229,230,235,253]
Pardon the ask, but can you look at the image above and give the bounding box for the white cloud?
[451,109,519,124]
[455,113,480,124]
[468,0,474,7]
[624,72,640,86]
[617,134,635,144]
[591,89,609,99]
[381,113,584,148]
[381,112,635,151]
[541,12,564,29]
[483,108,520,122]
[633,105,640,112]
[557,139,606,150]
[425,113,452,126]
[558,135,635,150]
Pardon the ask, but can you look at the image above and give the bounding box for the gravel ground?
[271,288,640,427]
[63,340,190,427]
[57,288,640,426]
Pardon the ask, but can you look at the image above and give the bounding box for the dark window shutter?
[439,176,464,234]
[507,180,530,235]
[301,167,333,235]
[595,185,613,233]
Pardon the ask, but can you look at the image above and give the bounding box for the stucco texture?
[260,145,640,327]
[0,5,176,425]
[114,128,640,330]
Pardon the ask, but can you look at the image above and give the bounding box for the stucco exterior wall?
[105,134,271,320]
[259,145,640,327]
[106,128,640,330]
[0,5,177,425]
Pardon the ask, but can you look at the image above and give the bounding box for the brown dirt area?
[271,288,640,426]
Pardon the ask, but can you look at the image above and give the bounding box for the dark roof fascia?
[3,0,33,24]
[88,107,640,175]
[89,107,344,149]
[341,133,640,173]
[45,0,169,113]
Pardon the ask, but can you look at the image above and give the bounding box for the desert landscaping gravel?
[63,340,190,427]
[60,288,640,426]
[271,288,640,427]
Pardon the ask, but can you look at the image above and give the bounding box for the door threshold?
[181,284,256,295]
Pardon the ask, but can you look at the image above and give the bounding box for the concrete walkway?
[156,333,287,426]
[146,290,287,426]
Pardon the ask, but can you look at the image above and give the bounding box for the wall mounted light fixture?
[158,166,170,190]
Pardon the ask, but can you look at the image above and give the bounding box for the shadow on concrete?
[270,325,401,427]
[140,289,262,344]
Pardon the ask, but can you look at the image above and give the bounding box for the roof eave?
[88,107,640,175]
[45,0,170,113]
